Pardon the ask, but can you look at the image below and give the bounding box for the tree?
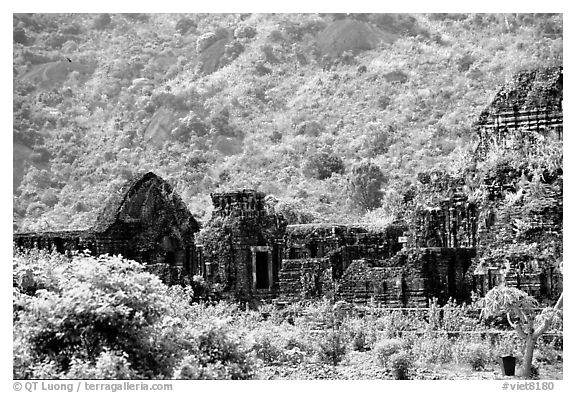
[302,151,345,180]
[482,286,563,378]
[175,17,197,35]
[13,27,29,45]
[13,250,255,379]
[92,14,112,30]
[13,251,175,378]
[347,161,387,212]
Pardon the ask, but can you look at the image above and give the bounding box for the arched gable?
[92,172,199,263]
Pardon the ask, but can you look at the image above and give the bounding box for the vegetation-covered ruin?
[14,65,563,307]
[15,64,562,307]
[13,13,563,380]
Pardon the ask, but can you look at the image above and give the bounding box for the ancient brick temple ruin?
[194,190,287,301]
[14,66,563,306]
[13,172,200,283]
[280,223,475,306]
[475,67,562,159]
[471,66,563,302]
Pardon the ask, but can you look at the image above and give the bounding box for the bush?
[351,330,368,351]
[295,120,324,137]
[176,17,196,35]
[369,14,426,37]
[172,352,252,380]
[464,343,491,371]
[14,27,28,45]
[317,330,348,365]
[222,40,244,65]
[60,23,82,35]
[64,349,136,379]
[252,333,284,364]
[458,54,475,72]
[411,333,453,365]
[121,13,149,23]
[374,338,404,366]
[92,14,111,30]
[534,341,561,365]
[302,151,345,180]
[187,325,255,379]
[13,251,178,378]
[389,350,413,380]
[377,95,391,110]
[234,26,256,39]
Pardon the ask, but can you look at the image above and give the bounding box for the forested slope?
[13,13,563,230]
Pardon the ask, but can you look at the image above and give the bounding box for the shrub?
[302,151,345,180]
[176,18,196,35]
[389,350,413,380]
[60,23,82,35]
[252,334,284,364]
[533,341,561,365]
[351,330,368,351]
[13,250,183,379]
[268,30,284,42]
[411,333,453,365]
[121,13,149,23]
[374,338,404,366]
[377,95,391,110]
[172,355,203,379]
[234,26,256,39]
[283,346,306,365]
[464,343,491,371]
[64,349,136,379]
[172,353,251,380]
[295,120,324,137]
[14,27,28,45]
[187,325,255,379]
[317,330,348,365]
[92,14,111,30]
[222,40,244,65]
[317,19,384,58]
[369,14,427,37]
[458,54,475,72]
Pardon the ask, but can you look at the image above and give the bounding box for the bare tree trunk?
[521,292,563,379]
[521,334,536,379]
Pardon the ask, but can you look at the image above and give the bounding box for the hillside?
[12,13,563,231]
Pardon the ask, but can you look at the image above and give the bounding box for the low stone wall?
[337,260,424,307]
[278,258,332,301]
[336,247,476,307]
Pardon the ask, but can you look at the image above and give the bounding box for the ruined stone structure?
[410,185,478,249]
[14,172,200,283]
[475,66,563,159]
[194,202,477,306]
[279,223,405,302]
[194,190,286,301]
[337,247,476,307]
[471,66,563,302]
[14,67,562,306]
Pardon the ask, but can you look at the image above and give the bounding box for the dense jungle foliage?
[13,13,563,230]
[13,250,563,379]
